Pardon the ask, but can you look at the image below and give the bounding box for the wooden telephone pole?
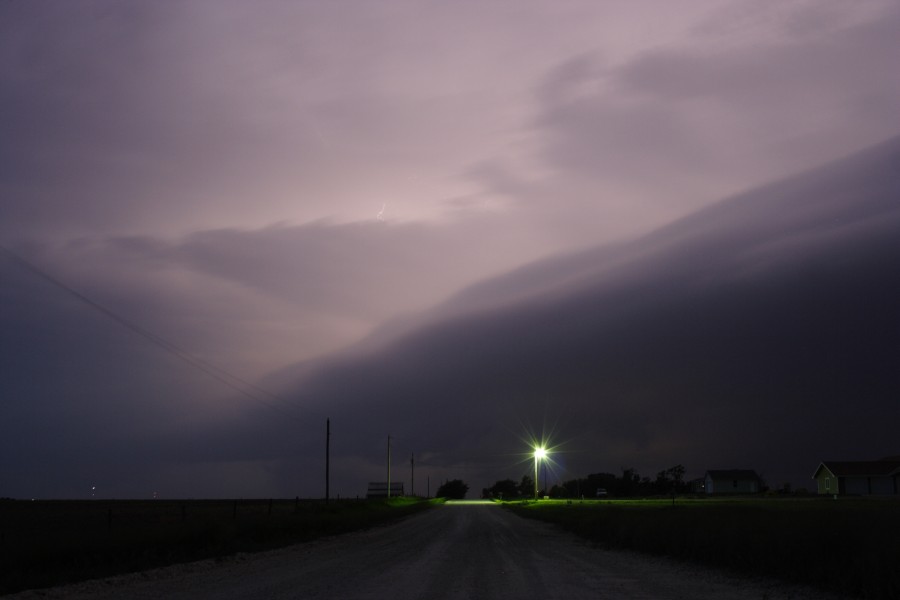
[325,418,330,503]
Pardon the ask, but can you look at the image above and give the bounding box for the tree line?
[481,465,688,499]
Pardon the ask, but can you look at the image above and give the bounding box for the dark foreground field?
[508,497,900,600]
[0,497,433,595]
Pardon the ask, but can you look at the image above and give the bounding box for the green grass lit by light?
[504,496,900,599]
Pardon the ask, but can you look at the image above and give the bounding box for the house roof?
[705,469,759,480]
[813,460,900,479]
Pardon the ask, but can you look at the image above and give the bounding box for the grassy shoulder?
[0,497,439,595]
[505,497,900,600]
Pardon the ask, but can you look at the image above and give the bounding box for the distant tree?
[518,475,535,497]
[585,472,618,497]
[619,468,641,496]
[549,484,567,497]
[557,465,690,499]
[639,476,653,494]
[436,479,469,499]
[666,464,686,493]
[561,478,584,498]
[651,465,687,494]
[484,478,519,499]
[654,469,671,494]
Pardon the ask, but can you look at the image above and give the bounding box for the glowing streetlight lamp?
[533,447,547,500]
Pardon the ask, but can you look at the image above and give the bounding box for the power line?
[1,243,317,422]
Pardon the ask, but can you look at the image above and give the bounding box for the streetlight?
[534,447,547,500]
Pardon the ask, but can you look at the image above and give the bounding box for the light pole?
[534,447,547,500]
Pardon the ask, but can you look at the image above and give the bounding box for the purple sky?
[2,1,899,499]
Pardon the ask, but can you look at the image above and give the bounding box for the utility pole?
[387,435,392,498]
[410,453,415,497]
[325,418,330,504]
[543,460,546,497]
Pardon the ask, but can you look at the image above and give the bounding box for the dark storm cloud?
[263,136,900,493]
[1,238,341,498]
[0,214,540,497]
[0,258,230,498]
[8,135,898,498]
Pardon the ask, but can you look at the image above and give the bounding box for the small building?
[366,481,404,499]
[704,470,760,494]
[812,458,900,496]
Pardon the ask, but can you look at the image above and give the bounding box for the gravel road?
[10,501,851,599]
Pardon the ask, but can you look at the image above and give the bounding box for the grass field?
[0,497,436,595]
[506,496,900,600]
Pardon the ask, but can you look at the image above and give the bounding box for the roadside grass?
[506,497,900,600]
[0,497,437,595]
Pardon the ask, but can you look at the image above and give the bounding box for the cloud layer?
[2,1,899,498]
[269,136,900,494]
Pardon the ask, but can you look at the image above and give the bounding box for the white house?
[812,458,900,496]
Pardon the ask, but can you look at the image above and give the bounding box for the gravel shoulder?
[8,501,854,600]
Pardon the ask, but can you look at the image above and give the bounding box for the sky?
[2,0,899,499]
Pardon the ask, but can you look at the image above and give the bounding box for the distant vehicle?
[596,488,608,497]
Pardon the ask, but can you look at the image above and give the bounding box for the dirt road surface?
[10,501,849,599]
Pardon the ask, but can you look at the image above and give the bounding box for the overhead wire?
[2,244,525,482]
[0,243,321,423]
